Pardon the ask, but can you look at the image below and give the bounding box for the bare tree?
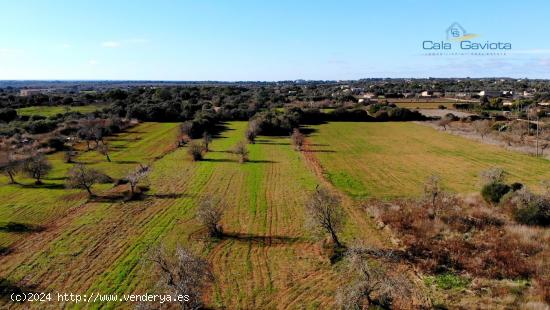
[202,133,212,152]
[127,164,150,198]
[291,128,305,151]
[305,186,345,247]
[337,245,413,309]
[510,121,528,145]
[66,164,103,197]
[23,153,52,185]
[188,142,204,161]
[437,117,452,131]
[473,120,493,140]
[97,142,111,162]
[246,120,259,144]
[423,174,442,210]
[196,195,224,237]
[150,245,214,310]
[0,147,22,184]
[180,121,193,138]
[232,141,249,163]
[500,130,515,147]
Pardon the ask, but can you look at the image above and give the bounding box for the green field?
[1,120,548,309]
[1,121,381,309]
[0,122,179,248]
[16,104,107,117]
[307,122,550,198]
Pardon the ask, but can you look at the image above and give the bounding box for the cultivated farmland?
[0,121,390,309]
[1,119,548,309]
[306,122,550,199]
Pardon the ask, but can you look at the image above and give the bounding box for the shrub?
[46,136,65,151]
[513,195,549,226]
[481,182,511,204]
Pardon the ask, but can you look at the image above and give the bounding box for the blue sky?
[1,0,550,80]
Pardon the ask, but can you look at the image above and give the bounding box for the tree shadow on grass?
[247,159,278,164]
[302,149,336,153]
[300,127,319,135]
[0,222,45,233]
[221,232,303,245]
[0,278,37,301]
[0,246,12,256]
[20,183,65,190]
[114,160,140,164]
[148,193,189,199]
[255,140,291,146]
[201,158,234,163]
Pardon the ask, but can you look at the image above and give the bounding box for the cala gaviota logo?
[422,22,512,51]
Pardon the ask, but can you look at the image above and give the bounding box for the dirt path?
[301,139,388,248]
[301,138,432,308]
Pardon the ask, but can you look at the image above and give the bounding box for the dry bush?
[480,167,506,185]
[378,198,541,279]
[473,120,493,140]
[336,244,427,309]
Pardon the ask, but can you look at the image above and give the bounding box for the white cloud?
[61,43,71,48]
[101,41,121,48]
[88,59,99,65]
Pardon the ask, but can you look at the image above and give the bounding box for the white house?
[479,90,501,97]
